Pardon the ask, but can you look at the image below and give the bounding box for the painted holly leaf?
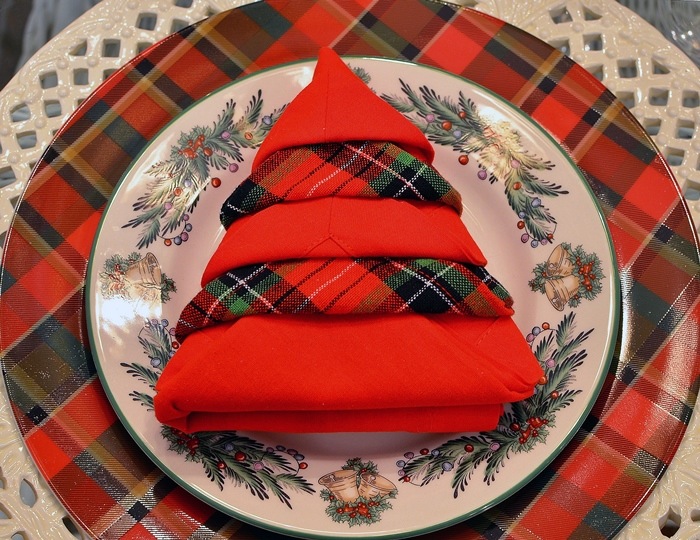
[396,312,590,497]
[382,80,568,247]
[121,318,314,507]
[123,91,286,249]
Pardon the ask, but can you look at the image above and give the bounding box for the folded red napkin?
[155,314,537,433]
[153,48,543,433]
[202,197,487,277]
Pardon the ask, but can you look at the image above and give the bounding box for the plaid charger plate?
[1,0,699,538]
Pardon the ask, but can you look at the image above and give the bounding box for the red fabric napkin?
[251,49,435,168]
[201,198,487,285]
[155,314,538,433]
[153,48,543,433]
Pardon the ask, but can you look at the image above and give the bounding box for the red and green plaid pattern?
[175,257,514,340]
[1,0,699,539]
[220,141,462,228]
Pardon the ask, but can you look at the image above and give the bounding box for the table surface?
[0,0,699,538]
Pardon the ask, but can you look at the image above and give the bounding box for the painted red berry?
[542,322,550,330]
[203,147,213,156]
[517,220,525,229]
[211,177,222,188]
[510,422,521,432]
[513,182,522,190]
[464,444,474,453]
[217,461,226,470]
[299,462,308,469]
[245,132,253,140]
[529,417,543,428]
[538,376,547,385]
[441,121,452,130]
[234,451,246,461]
[174,187,183,196]
[550,391,560,399]
[164,238,172,246]
[420,448,429,455]
[458,154,469,165]
[458,111,467,119]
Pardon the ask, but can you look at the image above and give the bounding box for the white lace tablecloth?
[1,0,698,538]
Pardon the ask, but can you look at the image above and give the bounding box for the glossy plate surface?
[1,1,698,538]
[86,57,617,538]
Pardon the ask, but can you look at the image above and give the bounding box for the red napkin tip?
[252,47,435,168]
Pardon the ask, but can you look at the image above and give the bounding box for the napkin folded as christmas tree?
[154,48,543,433]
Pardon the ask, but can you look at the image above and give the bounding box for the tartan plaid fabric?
[220,141,463,228]
[1,0,699,538]
[175,257,514,340]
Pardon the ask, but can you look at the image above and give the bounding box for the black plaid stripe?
[74,448,131,500]
[521,55,574,113]
[175,257,513,341]
[602,121,658,165]
[220,141,461,228]
[48,156,110,210]
[383,259,511,312]
[344,0,457,60]
[124,65,197,117]
[15,202,64,250]
[484,34,538,81]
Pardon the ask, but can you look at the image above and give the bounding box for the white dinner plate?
[86,57,618,539]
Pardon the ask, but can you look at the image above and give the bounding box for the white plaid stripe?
[293,259,359,313]
[216,266,278,316]
[306,144,365,196]
[221,198,248,218]
[348,141,428,201]
[177,266,277,334]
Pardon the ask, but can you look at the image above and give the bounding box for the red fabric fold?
[252,48,435,168]
[154,315,540,433]
[203,198,485,284]
[153,48,544,434]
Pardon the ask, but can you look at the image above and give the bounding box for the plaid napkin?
[154,48,543,433]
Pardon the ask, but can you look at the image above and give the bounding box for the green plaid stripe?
[220,141,462,228]
[175,257,514,341]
